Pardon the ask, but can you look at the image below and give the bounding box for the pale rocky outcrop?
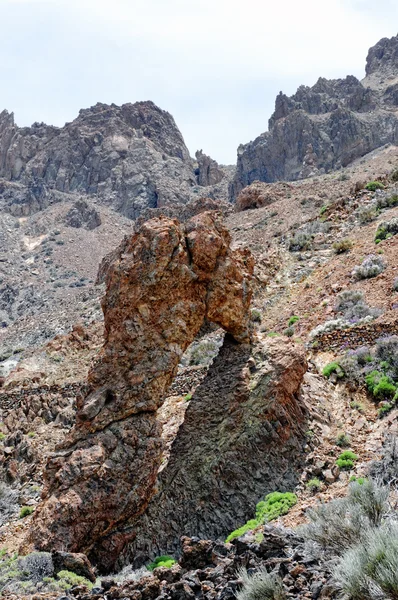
[28,212,254,559]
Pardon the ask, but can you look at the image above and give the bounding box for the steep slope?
[230,35,398,199]
[0,101,230,220]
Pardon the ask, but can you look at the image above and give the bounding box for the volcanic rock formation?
[0,102,229,220]
[28,212,254,559]
[114,334,308,570]
[230,34,398,199]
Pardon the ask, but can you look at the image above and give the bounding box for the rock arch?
[28,212,254,558]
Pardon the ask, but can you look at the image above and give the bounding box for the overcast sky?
[1,0,397,163]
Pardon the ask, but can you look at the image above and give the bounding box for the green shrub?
[333,239,353,254]
[336,432,351,448]
[184,393,192,402]
[365,181,384,191]
[226,492,297,543]
[0,433,5,442]
[349,476,367,485]
[336,451,358,471]
[226,519,259,543]
[306,478,322,493]
[391,169,398,182]
[288,315,300,326]
[147,555,176,571]
[236,568,286,600]
[322,361,344,379]
[19,506,34,519]
[320,204,328,215]
[256,492,297,522]
[365,371,397,400]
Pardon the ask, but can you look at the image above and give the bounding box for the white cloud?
[0,0,397,162]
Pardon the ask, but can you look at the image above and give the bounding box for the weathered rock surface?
[195,150,225,186]
[0,102,231,220]
[113,335,307,570]
[73,530,330,600]
[64,199,101,230]
[28,212,254,561]
[230,34,398,199]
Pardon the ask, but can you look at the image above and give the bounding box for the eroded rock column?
[28,212,253,556]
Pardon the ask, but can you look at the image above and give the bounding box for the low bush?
[302,480,388,555]
[332,289,382,327]
[336,432,351,448]
[377,193,398,209]
[19,506,34,519]
[236,568,286,600]
[147,556,176,571]
[288,232,312,252]
[283,327,294,337]
[350,400,365,413]
[378,402,394,418]
[334,522,398,600]
[306,478,322,493]
[333,239,353,254]
[365,371,397,400]
[322,361,344,379]
[226,492,297,543]
[375,217,398,243]
[365,181,384,191]
[352,255,386,280]
[336,450,358,470]
[357,204,379,224]
[288,315,300,326]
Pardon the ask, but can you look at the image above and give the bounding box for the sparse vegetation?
[306,478,322,493]
[336,432,351,447]
[322,361,344,379]
[375,217,398,243]
[333,238,353,254]
[336,450,358,470]
[236,568,286,600]
[19,506,34,519]
[288,315,300,326]
[365,181,384,191]
[147,556,176,571]
[226,492,297,543]
[352,254,386,280]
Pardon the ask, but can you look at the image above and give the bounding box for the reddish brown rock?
[27,212,253,558]
[235,181,294,211]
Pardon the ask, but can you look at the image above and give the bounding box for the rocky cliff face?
[28,212,254,562]
[230,35,398,199]
[0,101,228,219]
